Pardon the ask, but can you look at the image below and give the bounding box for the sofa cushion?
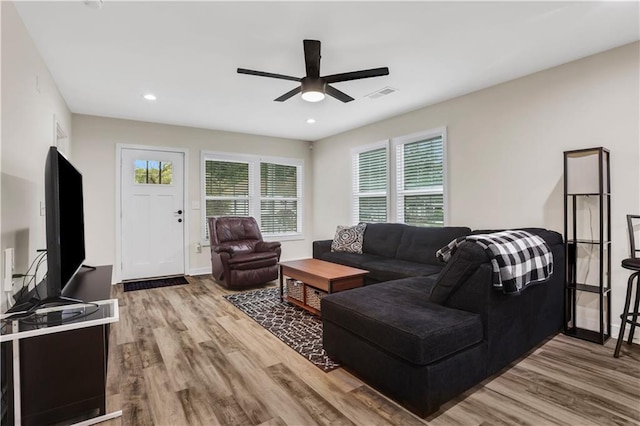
[322,277,483,365]
[396,226,471,265]
[317,251,384,270]
[360,259,443,282]
[214,216,262,243]
[331,223,366,254]
[362,223,406,258]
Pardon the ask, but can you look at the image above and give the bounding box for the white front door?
[121,148,185,280]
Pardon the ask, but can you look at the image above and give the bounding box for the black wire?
[31,254,48,300]
[17,251,47,297]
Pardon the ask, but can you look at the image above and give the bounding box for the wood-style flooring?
[104,275,640,426]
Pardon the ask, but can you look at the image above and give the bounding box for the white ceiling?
[14,1,640,141]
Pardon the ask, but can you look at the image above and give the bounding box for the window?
[204,160,250,217]
[352,142,388,224]
[350,128,446,227]
[260,162,300,234]
[202,152,303,240]
[395,132,445,227]
[134,160,173,184]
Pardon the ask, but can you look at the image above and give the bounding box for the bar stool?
[614,214,640,358]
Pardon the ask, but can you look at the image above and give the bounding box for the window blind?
[203,160,251,238]
[403,138,443,189]
[358,197,387,222]
[205,160,249,197]
[359,148,387,192]
[260,162,300,234]
[353,146,388,224]
[403,194,444,227]
[396,135,444,227]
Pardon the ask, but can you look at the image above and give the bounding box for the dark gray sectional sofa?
[313,223,471,284]
[313,223,564,417]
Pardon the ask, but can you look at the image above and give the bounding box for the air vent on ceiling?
[84,0,104,9]
[366,86,398,99]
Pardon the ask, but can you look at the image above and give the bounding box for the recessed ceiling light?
[143,94,157,101]
[306,118,316,124]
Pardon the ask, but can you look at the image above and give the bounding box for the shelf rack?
[563,147,611,344]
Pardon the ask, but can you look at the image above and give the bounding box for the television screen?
[45,146,86,298]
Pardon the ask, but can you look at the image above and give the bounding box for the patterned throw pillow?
[331,223,367,254]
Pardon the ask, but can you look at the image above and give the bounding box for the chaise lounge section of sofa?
[316,224,564,417]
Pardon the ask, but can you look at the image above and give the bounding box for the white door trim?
[114,143,189,284]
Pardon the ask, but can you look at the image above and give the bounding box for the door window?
[134,160,173,185]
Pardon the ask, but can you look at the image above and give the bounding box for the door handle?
[178,218,183,223]
[175,210,183,215]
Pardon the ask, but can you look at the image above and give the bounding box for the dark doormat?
[224,287,340,372]
[123,276,189,292]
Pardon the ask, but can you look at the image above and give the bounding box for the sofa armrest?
[213,245,233,254]
[313,240,333,259]
[437,239,565,376]
[255,241,281,252]
[213,241,257,255]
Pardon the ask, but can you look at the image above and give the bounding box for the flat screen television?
[43,146,86,303]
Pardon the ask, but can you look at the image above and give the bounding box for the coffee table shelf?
[279,258,368,316]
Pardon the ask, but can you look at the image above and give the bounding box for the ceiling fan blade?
[274,86,302,102]
[303,40,321,79]
[237,68,300,82]
[326,85,354,103]
[323,67,389,84]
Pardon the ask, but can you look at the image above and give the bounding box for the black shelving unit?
[563,147,611,344]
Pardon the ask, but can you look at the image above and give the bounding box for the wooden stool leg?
[626,272,640,345]
[614,273,636,358]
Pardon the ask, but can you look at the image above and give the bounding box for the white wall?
[71,114,313,280]
[312,42,640,339]
[0,1,72,311]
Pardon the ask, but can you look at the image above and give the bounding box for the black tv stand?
[1,266,116,426]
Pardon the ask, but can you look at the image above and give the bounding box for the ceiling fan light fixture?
[238,40,389,104]
[301,90,325,102]
[301,77,326,102]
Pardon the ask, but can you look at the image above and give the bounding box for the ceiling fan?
[237,39,389,103]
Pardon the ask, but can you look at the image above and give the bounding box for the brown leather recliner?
[207,216,281,289]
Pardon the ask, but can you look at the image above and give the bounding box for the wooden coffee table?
[279,258,368,316]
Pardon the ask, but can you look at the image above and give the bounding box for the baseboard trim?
[189,266,212,276]
[610,322,640,344]
[112,266,212,284]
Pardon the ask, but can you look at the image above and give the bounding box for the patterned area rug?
[123,276,189,292]
[224,287,340,372]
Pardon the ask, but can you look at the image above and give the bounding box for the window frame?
[392,127,448,227]
[350,127,448,227]
[201,151,304,242]
[258,160,304,238]
[351,140,390,224]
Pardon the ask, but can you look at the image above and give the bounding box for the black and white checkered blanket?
[436,230,553,294]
